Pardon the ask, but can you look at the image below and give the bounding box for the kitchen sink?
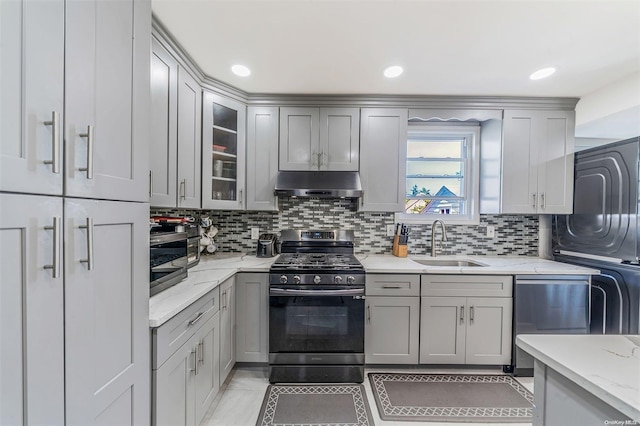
[412,259,486,267]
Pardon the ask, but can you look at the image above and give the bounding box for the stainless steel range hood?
[274,171,363,198]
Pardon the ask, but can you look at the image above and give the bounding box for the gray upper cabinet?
[202,91,247,210]
[150,38,202,209]
[0,0,64,196]
[501,109,575,214]
[246,106,279,211]
[0,194,64,426]
[279,107,359,171]
[150,38,178,207]
[359,108,408,212]
[65,0,150,202]
[176,67,202,208]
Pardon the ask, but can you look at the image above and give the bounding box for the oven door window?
[269,294,364,353]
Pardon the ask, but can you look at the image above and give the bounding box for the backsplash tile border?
[152,198,538,256]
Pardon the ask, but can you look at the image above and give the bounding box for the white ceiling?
[152,0,640,98]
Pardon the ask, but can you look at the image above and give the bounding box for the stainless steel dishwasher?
[509,275,590,376]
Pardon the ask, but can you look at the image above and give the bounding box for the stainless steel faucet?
[430,219,448,257]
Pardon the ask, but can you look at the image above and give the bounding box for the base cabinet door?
[420,296,466,364]
[235,273,269,362]
[219,277,236,385]
[465,297,512,365]
[154,340,197,426]
[194,313,220,425]
[64,199,149,425]
[420,296,512,365]
[154,312,220,426]
[365,296,420,364]
[0,194,64,425]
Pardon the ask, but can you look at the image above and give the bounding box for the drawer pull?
[382,285,402,288]
[188,312,205,327]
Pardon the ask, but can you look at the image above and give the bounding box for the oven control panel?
[270,273,365,286]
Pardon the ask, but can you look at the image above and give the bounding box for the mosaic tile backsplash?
[152,198,538,256]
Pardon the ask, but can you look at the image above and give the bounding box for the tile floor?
[202,366,534,426]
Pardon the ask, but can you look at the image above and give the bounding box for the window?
[396,124,480,224]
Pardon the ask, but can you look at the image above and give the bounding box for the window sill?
[394,212,481,226]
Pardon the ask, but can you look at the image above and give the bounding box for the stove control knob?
[279,275,288,284]
[334,276,343,284]
[313,275,322,284]
[293,275,301,284]
[346,276,356,284]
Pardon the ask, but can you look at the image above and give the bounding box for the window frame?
[395,123,481,225]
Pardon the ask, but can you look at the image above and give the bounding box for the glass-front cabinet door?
[202,91,246,209]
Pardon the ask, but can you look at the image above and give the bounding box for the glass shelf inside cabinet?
[211,102,238,201]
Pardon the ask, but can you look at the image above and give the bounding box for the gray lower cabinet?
[365,274,420,364]
[0,194,64,425]
[420,275,513,365]
[153,288,220,426]
[235,273,269,362]
[246,106,279,210]
[219,277,236,385]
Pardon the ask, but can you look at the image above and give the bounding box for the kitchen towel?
[255,384,374,426]
[368,372,533,423]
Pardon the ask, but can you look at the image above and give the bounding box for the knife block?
[392,236,408,257]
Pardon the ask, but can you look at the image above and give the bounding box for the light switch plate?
[486,225,495,238]
[386,224,396,237]
[251,227,260,239]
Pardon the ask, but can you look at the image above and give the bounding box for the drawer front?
[367,274,420,296]
[421,275,512,297]
[153,287,220,369]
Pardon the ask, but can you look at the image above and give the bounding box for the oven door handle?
[269,287,365,297]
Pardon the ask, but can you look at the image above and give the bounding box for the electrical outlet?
[251,227,260,239]
[486,225,495,238]
[386,224,396,237]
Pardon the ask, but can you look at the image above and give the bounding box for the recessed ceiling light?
[384,65,403,78]
[231,64,251,77]
[529,67,556,80]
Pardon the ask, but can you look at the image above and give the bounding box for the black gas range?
[268,230,365,383]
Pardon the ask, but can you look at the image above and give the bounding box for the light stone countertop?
[516,334,640,421]
[358,254,600,275]
[150,253,598,327]
[149,254,276,327]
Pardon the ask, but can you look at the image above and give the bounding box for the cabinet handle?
[320,152,327,168]
[532,193,537,209]
[470,305,474,324]
[149,170,153,198]
[460,305,465,324]
[541,192,545,209]
[44,217,62,278]
[367,305,371,323]
[79,125,94,179]
[188,311,205,327]
[79,217,94,270]
[180,179,186,201]
[190,348,198,375]
[43,111,60,173]
[198,340,205,365]
[239,189,243,206]
[382,285,402,289]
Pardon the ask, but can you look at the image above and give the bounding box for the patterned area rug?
[255,384,374,426]
[368,373,534,423]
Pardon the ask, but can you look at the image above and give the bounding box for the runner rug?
[255,384,374,426]
[368,373,534,423]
